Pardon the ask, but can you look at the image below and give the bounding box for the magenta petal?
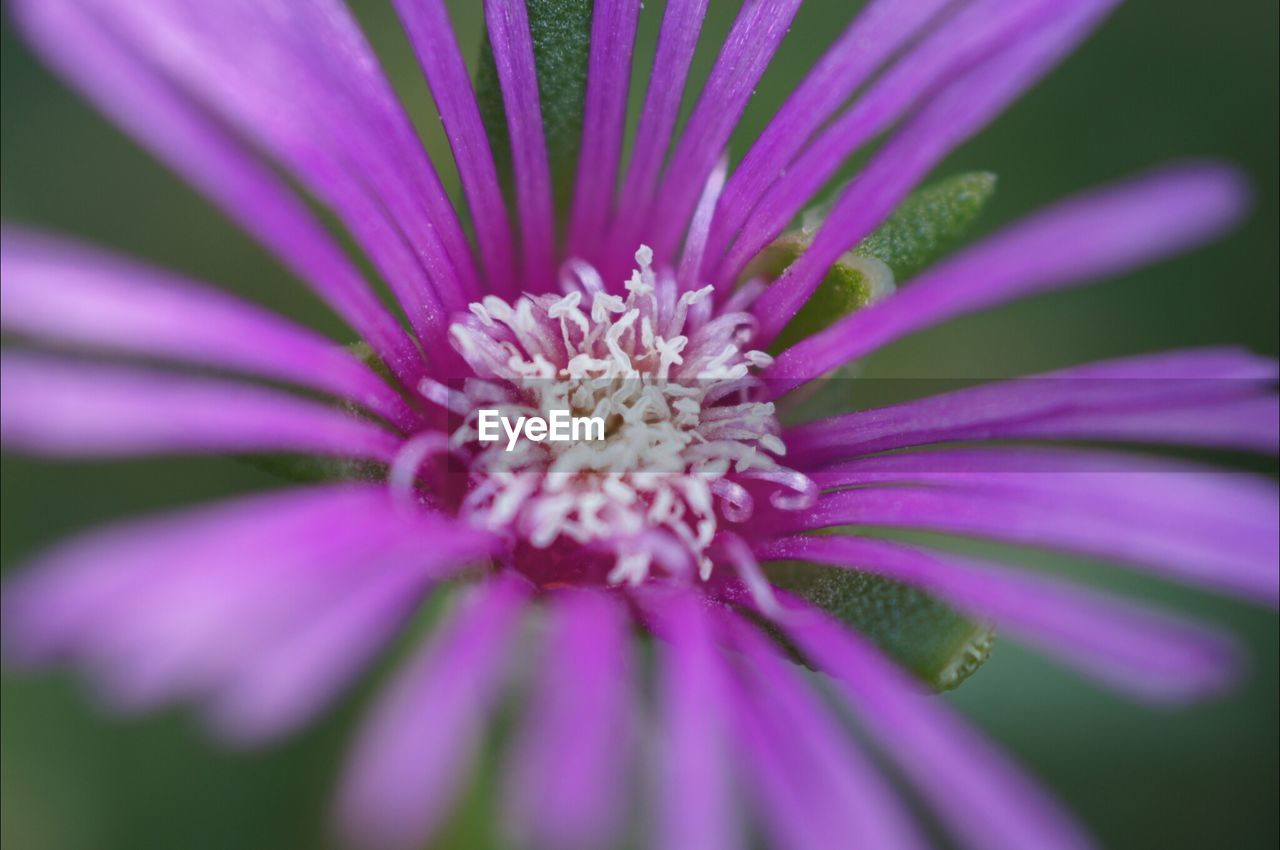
[645,0,803,262]
[759,535,1244,702]
[778,483,1278,604]
[717,0,1065,285]
[0,354,401,461]
[2,487,497,717]
[812,447,1279,567]
[10,0,424,381]
[722,612,930,850]
[784,348,1279,462]
[768,165,1250,389]
[96,0,479,321]
[705,0,949,281]
[393,0,517,295]
[677,156,729,291]
[483,0,557,290]
[634,587,739,850]
[337,576,529,850]
[503,590,634,850]
[753,0,1121,342]
[783,601,1096,850]
[721,673,840,850]
[568,0,643,255]
[204,551,455,745]
[0,229,416,429]
[613,0,709,260]
[20,0,474,345]
[3,486,391,666]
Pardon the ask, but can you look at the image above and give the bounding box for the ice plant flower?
[1,1,1277,849]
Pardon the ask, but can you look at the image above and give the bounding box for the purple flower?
[1,1,1277,849]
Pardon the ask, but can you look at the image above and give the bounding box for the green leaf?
[477,0,592,218]
[766,557,995,691]
[855,171,997,281]
[765,172,997,351]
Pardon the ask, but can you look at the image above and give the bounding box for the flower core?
[422,247,816,585]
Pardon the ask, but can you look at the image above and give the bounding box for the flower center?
[422,247,814,586]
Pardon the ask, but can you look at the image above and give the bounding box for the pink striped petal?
[704,0,950,283]
[782,600,1096,850]
[484,0,557,290]
[613,0,710,264]
[10,0,424,382]
[774,485,1278,605]
[1,229,416,429]
[717,0,1063,285]
[0,354,400,461]
[722,612,930,850]
[337,576,529,850]
[783,349,1279,463]
[568,0,643,254]
[2,487,495,720]
[503,590,634,850]
[644,0,802,264]
[677,156,729,289]
[393,0,517,295]
[813,447,1278,549]
[205,561,440,746]
[721,673,841,850]
[631,587,740,850]
[768,165,1249,391]
[759,535,1243,702]
[754,0,1120,342]
[26,0,480,347]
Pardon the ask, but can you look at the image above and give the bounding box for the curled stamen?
[711,479,754,523]
[390,432,453,505]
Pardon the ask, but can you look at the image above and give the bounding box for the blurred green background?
[1,1,1276,848]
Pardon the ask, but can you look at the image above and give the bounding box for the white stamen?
[444,246,814,585]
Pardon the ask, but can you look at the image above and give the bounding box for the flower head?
[1,1,1277,849]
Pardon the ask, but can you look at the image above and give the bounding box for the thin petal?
[2,486,495,720]
[10,0,424,381]
[717,0,1065,285]
[783,349,1279,462]
[0,229,416,429]
[0,354,400,461]
[568,0,643,254]
[705,0,950,283]
[774,485,1278,605]
[719,669,838,850]
[103,0,475,328]
[503,590,634,850]
[721,611,930,850]
[644,0,803,263]
[613,0,709,263]
[205,548,466,745]
[812,446,1278,552]
[759,535,1244,702]
[337,576,530,850]
[782,600,1096,850]
[393,0,517,295]
[633,587,740,850]
[753,0,1121,342]
[484,0,557,289]
[768,165,1249,390]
